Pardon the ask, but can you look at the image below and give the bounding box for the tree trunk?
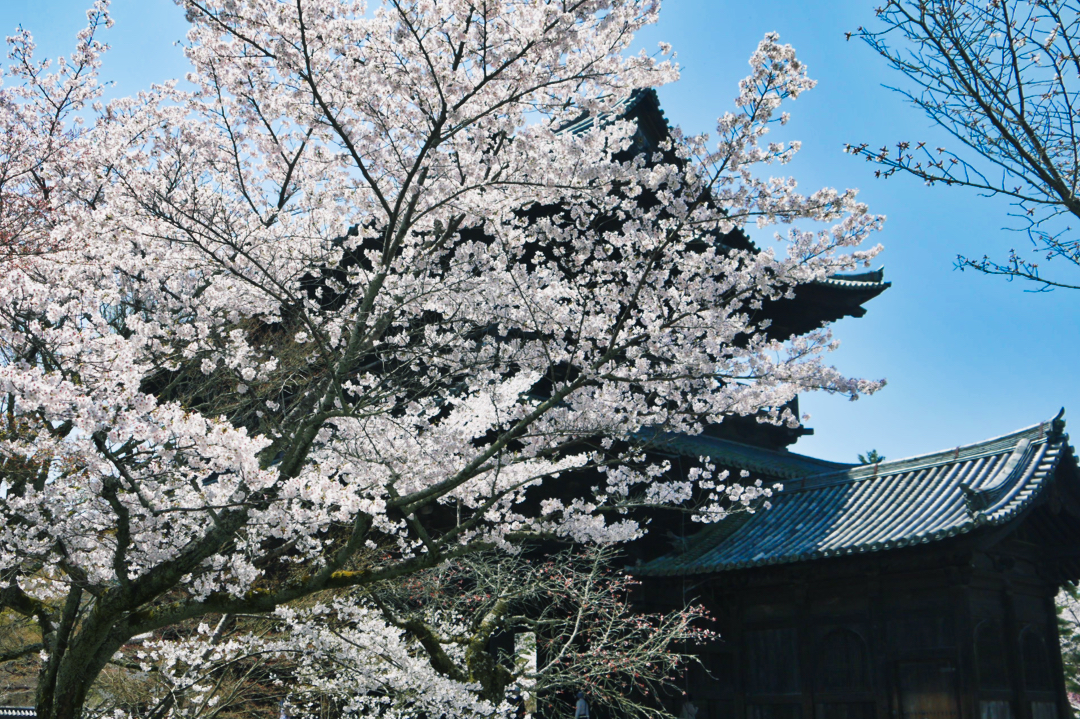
[39,672,92,719]
[37,637,120,719]
[35,590,121,719]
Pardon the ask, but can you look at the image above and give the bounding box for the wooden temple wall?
[646,548,1073,719]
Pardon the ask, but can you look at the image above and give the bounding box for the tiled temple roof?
[0,709,35,718]
[560,90,890,304]
[638,413,1074,576]
[816,267,889,291]
[556,89,660,136]
[644,431,853,480]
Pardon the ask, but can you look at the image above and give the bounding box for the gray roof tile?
[643,431,853,480]
[816,267,889,292]
[638,415,1072,576]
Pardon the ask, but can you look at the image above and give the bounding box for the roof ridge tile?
[636,414,1073,577]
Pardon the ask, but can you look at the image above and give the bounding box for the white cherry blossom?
[0,3,883,718]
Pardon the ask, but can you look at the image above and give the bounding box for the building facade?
[636,415,1080,719]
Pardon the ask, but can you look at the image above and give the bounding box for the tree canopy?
[0,1,883,717]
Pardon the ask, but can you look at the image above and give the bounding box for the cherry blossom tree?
[0,0,106,263]
[0,1,883,718]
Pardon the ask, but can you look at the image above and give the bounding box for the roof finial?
[1050,408,1067,438]
[959,481,989,516]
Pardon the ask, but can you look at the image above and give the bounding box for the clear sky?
[2,0,1076,464]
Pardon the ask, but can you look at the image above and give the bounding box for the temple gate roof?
[638,412,1078,576]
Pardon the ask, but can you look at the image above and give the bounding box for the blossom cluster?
[0,2,882,717]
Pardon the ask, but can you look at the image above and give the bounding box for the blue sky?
[3,0,1077,464]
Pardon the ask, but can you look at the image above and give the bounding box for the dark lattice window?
[746,628,800,696]
[817,629,870,692]
[1020,628,1054,693]
[974,620,1009,690]
[1029,703,1056,719]
[978,701,1012,719]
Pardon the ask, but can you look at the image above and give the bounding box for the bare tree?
[48,548,711,719]
[357,547,712,719]
[848,0,1080,290]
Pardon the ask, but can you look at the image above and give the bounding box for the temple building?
[588,90,1080,719]
[634,414,1080,719]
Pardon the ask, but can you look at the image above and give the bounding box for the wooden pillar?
[953,568,976,719]
[866,571,891,719]
[733,589,746,719]
[795,580,813,719]
[1004,583,1033,719]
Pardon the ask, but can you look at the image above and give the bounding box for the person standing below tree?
[575,692,589,719]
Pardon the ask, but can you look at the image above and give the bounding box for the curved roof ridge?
[825,266,885,283]
[816,265,889,289]
[641,430,855,481]
[801,415,1060,488]
[635,413,1075,577]
[556,87,662,137]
